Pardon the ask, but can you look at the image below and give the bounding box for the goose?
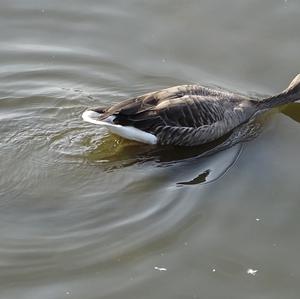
[82,74,300,146]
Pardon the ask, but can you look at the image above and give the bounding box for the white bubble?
[154,266,167,271]
[247,268,258,276]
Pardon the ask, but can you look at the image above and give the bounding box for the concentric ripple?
[1,1,300,298]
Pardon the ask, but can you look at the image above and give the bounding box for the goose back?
[99,85,258,146]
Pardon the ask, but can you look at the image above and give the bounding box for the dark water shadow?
[177,169,211,185]
[84,131,231,165]
[281,102,300,124]
[82,129,245,186]
[80,102,300,186]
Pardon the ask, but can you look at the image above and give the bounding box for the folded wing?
[100,85,256,145]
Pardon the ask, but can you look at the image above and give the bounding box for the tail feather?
[82,110,157,144]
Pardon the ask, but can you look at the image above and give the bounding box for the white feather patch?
[82,110,157,145]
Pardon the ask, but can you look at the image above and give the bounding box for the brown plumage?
[84,74,300,146]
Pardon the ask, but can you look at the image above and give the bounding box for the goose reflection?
[82,103,300,185]
[83,118,262,185]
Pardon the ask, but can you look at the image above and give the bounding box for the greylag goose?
[82,74,300,146]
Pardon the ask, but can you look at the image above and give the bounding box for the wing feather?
[98,84,256,145]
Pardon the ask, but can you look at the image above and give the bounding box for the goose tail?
[82,110,157,145]
[258,74,300,109]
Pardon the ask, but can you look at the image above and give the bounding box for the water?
[1,1,300,298]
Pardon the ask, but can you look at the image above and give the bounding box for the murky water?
[1,1,300,298]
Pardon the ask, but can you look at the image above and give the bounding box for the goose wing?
[101,85,255,145]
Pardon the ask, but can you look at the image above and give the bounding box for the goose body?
[82,74,300,146]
